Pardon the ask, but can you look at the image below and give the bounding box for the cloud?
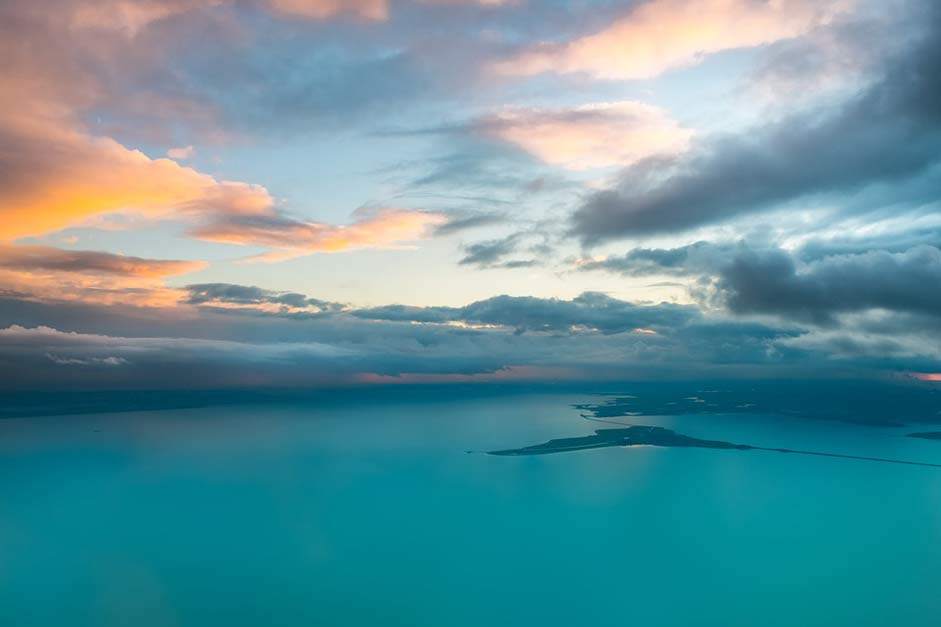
[571,5,941,242]
[167,145,195,160]
[0,109,441,261]
[355,291,699,335]
[3,286,937,390]
[0,323,354,388]
[46,353,129,366]
[184,283,344,313]
[456,227,554,269]
[0,1,443,266]
[581,239,941,327]
[458,233,530,268]
[577,241,739,277]
[266,0,389,21]
[190,208,446,262]
[476,101,692,170]
[494,0,850,80]
[266,0,514,21]
[715,245,941,323]
[420,0,517,7]
[0,116,270,242]
[0,245,205,306]
[432,211,507,236]
[68,0,225,36]
[0,245,203,278]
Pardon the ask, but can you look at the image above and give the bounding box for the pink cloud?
[495,0,853,80]
[266,0,389,20]
[191,208,447,262]
[477,101,691,170]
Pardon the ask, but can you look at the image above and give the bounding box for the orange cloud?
[495,0,852,80]
[0,113,442,265]
[912,373,941,382]
[191,208,447,262]
[478,101,692,170]
[0,245,205,306]
[266,0,389,20]
[0,115,275,242]
[0,4,274,243]
[0,3,442,262]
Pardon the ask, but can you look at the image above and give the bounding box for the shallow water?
[2,391,941,627]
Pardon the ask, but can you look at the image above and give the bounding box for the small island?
[489,424,941,468]
[488,426,751,456]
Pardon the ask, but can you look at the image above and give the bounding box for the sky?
[1,0,940,389]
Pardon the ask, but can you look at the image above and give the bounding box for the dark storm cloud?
[571,4,941,242]
[716,245,941,324]
[580,236,941,326]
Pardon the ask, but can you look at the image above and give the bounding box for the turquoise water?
[2,391,941,626]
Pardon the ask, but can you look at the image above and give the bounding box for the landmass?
[573,380,941,427]
[488,424,941,468]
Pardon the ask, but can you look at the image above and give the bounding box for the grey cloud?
[0,323,354,389]
[184,283,344,312]
[458,230,552,269]
[356,291,699,335]
[578,241,740,277]
[351,304,460,324]
[0,288,937,391]
[459,234,524,268]
[797,227,941,261]
[716,245,941,324]
[46,353,129,366]
[433,212,507,236]
[581,237,941,327]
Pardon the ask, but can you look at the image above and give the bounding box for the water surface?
[2,390,940,627]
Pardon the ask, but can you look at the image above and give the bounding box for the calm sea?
[2,389,940,626]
